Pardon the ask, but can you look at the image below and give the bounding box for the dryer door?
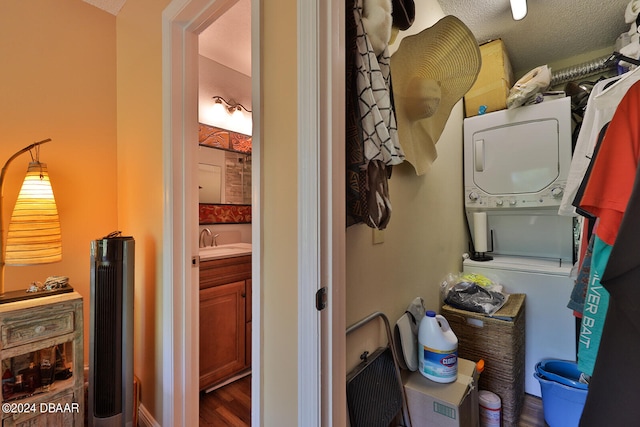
[471,118,560,195]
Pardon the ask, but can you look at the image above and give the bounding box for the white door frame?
[162,0,345,425]
[162,1,244,426]
[297,0,320,424]
[298,0,346,425]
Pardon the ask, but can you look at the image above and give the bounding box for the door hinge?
[315,286,327,311]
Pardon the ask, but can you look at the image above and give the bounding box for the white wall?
[199,55,252,127]
[346,0,467,367]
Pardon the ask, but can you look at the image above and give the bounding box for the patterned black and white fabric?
[354,0,405,167]
[347,0,403,230]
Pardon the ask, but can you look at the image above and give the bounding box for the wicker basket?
[441,293,526,427]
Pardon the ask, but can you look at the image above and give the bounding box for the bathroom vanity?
[199,246,252,391]
[198,124,253,391]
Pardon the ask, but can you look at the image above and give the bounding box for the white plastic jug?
[418,310,458,383]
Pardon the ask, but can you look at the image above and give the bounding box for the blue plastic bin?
[534,360,588,427]
[536,359,588,390]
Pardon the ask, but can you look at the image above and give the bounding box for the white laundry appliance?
[462,97,577,397]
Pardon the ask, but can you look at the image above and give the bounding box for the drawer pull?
[34,325,46,334]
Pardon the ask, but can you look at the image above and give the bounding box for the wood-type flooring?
[519,394,547,427]
[198,375,546,427]
[200,375,251,426]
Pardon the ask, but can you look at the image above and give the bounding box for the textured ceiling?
[201,0,634,79]
[83,0,634,80]
[438,0,632,76]
[82,0,126,15]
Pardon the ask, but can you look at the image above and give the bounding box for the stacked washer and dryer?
[462,96,577,397]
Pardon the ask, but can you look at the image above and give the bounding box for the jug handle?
[436,314,453,332]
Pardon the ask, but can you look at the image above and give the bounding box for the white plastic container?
[479,390,502,427]
[418,310,458,383]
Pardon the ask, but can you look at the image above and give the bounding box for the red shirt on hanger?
[579,80,640,245]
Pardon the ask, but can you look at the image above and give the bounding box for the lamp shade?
[5,161,62,265]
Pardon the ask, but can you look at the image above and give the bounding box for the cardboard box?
[464,39,514,117]
[403,358,479,427]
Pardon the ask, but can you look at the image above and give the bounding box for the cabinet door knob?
[241,292,246,298]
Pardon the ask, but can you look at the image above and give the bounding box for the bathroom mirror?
[198,145,251,205]
[198,123,252,224]
[199,163,222,203]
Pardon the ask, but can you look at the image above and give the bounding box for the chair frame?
[346,311,412,427]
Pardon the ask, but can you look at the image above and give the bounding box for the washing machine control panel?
[465,182,566,210]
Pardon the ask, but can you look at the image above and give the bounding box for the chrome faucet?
[199,228,212,248]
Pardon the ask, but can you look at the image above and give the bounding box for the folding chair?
[346,311,411,427]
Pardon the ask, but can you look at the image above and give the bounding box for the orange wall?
[0,0,118,363]
[116,0,172,420]
[1,0,301,424]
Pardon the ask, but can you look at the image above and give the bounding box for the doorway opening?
[163,0,345,424]
[196,0,253,424]
[162,0,260,425]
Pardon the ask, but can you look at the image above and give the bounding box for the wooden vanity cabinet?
[245,278,252,367]
[199,255,251,391]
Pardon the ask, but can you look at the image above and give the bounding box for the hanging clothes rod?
[605,51,640,66]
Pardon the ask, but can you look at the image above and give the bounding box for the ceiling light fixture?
[510,0,527,20]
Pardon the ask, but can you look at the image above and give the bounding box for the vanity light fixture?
[209,95,253,136]
[510,0,527,20]
[0,139,62,297]
[212,95,252,114]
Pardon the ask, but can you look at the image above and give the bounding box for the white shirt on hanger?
[559,68,640,216]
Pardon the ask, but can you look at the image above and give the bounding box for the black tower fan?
[88,232,135,427]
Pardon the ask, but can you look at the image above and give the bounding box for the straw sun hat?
[391,16,481,175]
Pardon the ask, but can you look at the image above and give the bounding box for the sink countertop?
[199,243,252,260]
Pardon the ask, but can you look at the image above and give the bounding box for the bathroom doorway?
[197,0,253,423]
[163,0,345,424]
[161,0,260,424]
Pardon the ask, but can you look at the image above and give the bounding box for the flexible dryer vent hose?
[550,55,616,86]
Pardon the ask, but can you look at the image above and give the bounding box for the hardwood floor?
[198,375,545,427]
[519,394,548,427]
[200,375,251,426]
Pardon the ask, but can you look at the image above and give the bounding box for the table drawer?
[1,310,75,349]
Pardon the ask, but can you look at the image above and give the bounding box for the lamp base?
[0,286,73,304]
